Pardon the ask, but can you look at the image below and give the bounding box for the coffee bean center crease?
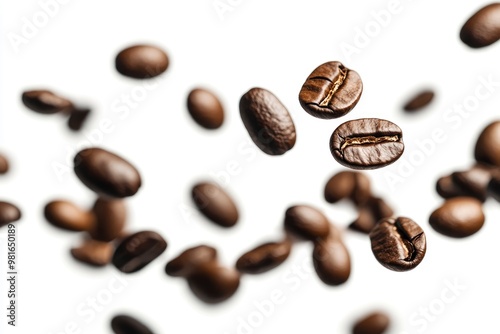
[394,222,423,262]
[340,135,400,151]
[319,66,348,106]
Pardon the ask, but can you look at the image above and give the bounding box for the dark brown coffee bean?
[452,164,499,202]
[349,197,394,234]
[460,3,500,48]
[324,171,372,205]
[89,198,126,242]
[299,61,363,119]
[68,107,91,131]
[239,87,296,155]
[436,175,470,199]
[191,182,239,227]
[22,90,73,114]
[0,154,9,174]
[429,197,484,238]
[474,121,500,167]
[330,118,404,170]
[112,231,167,273]
[187,262,240,304]
[115,44,169,79]
[352,311,391,334]
[403,90,435,112]
[0,202,21,228]
[165,245,217,277]
[44,200,94,232]
[71,238,114,267]
[236,239,292,274]
[187,88,224,129]
[284,205,330,240]
[488,174,500,201]
[370,217,426,272]
[74,148,141,198]
[111,314,153,334]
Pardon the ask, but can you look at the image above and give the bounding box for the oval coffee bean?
[111,314,153,334]
[112,231,167,273]
[474,121,500,167]
[89,198,126,242]
[436,175,470,199]
[165,245,217,277]
[239,87,296,155]
[187,88,224,129]
[74,148,141,198]
[369,217,426,272]
[299,61,363,119]
[68,107,91,131]
[284,205,330,240]
[331,118,404,170]
[187,263,240,304]
[324,170,371,205]
[0,154,9,174]
[21,90,73,114]
[115,44,169,79]
[191,182,239,227]
[429,197,484,238]
[71,239,114,267]
[352,311,391,334]
[0,202,21,228]
[460,3,500,48]
[236,240,292,274]
[44,200,95,232]
[349,197,394,234]
[403,89,434,112]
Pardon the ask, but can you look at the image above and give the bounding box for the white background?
[1,0,500,333]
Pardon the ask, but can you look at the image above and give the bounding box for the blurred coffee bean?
[403,89,434,112]
[352,311,391,334]
[460,3,500,48]
[436,174,470,199]
[44,200,94,232]
[191,182,239,227]
[0,154,9,174]
[452,164,499,201]
[71,238,114,267]
[111,314,153,334]
[22,89,73,114]
[113,231,167,273]
[0,201,21,227]
[89,198,126,242]
[115,44,169,79]
[236,239,292,274]
[68,107,91,131]
[324,170,371,205]
[165,245,217,277]
[429,197,484,238]
[474,121,500,167]
[187,88,224,129]
[187,262,240,304]
[349,197,394,234]
[284,205,330,240]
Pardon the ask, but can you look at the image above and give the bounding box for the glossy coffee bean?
[474,121,500,167]
[74,148,141,198]
[429,197,484,238]
[239,87,296,155]
[370,217,426,272]
[165,245,217,277]
[115,44,169,79]
[71,238,114,267]
[236,239,292,274]
[112,231,167,273]
[330,118,404,169]
[349,197,394,234]
[89,198,126,242]
[352,311,391,334]
[452,164,499,202]
[191,182,239,227]
[187,88,224,129]
[284,205,330,240]
[68,107,91,131]
[21,90,73,114]
[0,202,21,228]
[460,3,500,48]
[111,314,153,334]
[187,262,240,304]
[324,170,371,205]
[0,154,9,174]
[436,174,470,199]
[403,89,434,112]
[44,200,94,232]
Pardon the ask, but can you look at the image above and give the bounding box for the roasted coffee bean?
[0,154,9,174]
[330,118,404,169]
[236,239,292,274]
[460,3,500,48]
[187,88,224,129]
[187,262,240,304]
[74,148,141,198]
[44,200,94,232]
[474,121,500,167]
[191,182,239,227]
[313,225,351,285]
[68,107,91,131]
[284,205,330,240]
[352,311,391,334]
[452,164,499,201]
[71,238,114,267]
[429,197,484,238]
[370,217,426,271]
[324,171,371,205]
[89,198,126,242]
[0,201,21,227]
[436,175,470,199]
[112,231,167,273]
[299,61,362,119]
[115,44,169,79]
[239,87,296,155]
[403,90,435,112]
[488,174,500,201]
[349,197,394,234]
[165,245,217,277]
[21,90,73,114]
[111,314,153,334]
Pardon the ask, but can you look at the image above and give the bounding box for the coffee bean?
[44,200,94,232]
[452,164,499,202]
[429,197,484,238]
[352,311,391,334]
[239,87,296,155]
[474,121,500,167]
[187,88,224,129]
[112,231,167,273]
[488,174,500,201]
[284,205,330,240]
[436,174,470,199]
[349,197,394,234]
[187,262,240,304]
[22,90,73,114]
[370,217,426,271]
[299,61,363,119]
[324,170,371,205]
[111,314,153,334]
[403,90,435,112]
[68,107,91,131]
[165,245,217,277]
[74,148,141,198]
[191,182,239,227]
[115,44,169,79]
[236,239,292,274]
[0,154,9,174]
[89,198,126,242]
[0,202,21,228]
[330,118,404,169]
[71,238,114,267]
[460,3,500,48]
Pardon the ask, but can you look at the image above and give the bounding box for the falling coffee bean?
[324,170,371,205]
[436,174,470,199]
[191,182,239,227]
[187,262,240,304]
[111,314,153,334]
[68,107,91,131]
[460,3,500,48]
[113,231,167,273]
[115,44,169,79]
[71,238,114,267]
[44,200,94,232]
[352,311,391,334]
[187,88,224,129]
[0,201,21,228]
[452,164,499,202]
[429,197,484,238]
[474,121,500,167]
[0,154,9,174]
[349,197,394,234]
[22,90,73,114]
[236,239,292,274]
[488,174,500,201]
[89,198,126,242]
[165,245,217,277]
[403,89,435,112]
[284,205,331,240]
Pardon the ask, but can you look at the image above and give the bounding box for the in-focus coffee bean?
[330,118,404,170]
[429,197,484,238]
[403,89,435,112]
[22,90,73,114]
[284,205,331,240]
[0,154,9,174]
[349,197,394,234]
[71,238,114,267]
[111,314,153,334]
[44,200,95,232]
[370,217,426,272]
[474,121,500,167]
[324,170,371,205]
[187,262,240,304]
[89,198,126,242]
[165,245,217,277]
[436,174,470,199]
[299,61,363,119]
[352,311,391,334]
[236,239,292,274]
[239,87,296,155]
[191,182,239,227]
[115,44,169,79]
[187,88,224,129]
[460,3,500,48]
[68,107,91,131]
[0,201,21,228]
